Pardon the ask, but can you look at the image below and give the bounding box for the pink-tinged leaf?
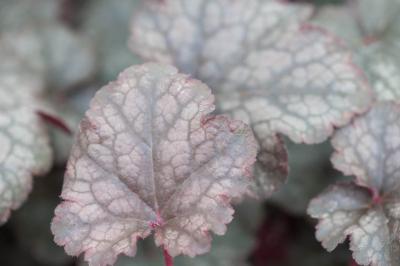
[130,0,372,196]
[51,63,258,266]
[308,183,371,251]
[0,34,52,224]
[309,103,400,266]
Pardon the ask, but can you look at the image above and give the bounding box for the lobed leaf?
[308,103,400,266]
[130,0,372,196]
[51,63,258,266]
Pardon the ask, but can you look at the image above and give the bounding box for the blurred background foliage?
[0,0,356,265]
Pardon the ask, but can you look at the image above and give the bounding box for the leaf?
[51,63,258,266]
[130,0,372,196]
[308,103,400,266]
[130,0,371,142]
[312,1,400,103]
[0,5,93,222]
[0,33,52,224]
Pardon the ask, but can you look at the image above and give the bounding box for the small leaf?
[308,103,400,266]
[51,63,258,266]
[308,183,371,251]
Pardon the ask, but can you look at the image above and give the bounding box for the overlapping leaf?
[130,0,372,197]
[0,1,94,222]
[0,32,52,224]
[51,63,258,266]
[314,0,400,102]
[308,103,400,266]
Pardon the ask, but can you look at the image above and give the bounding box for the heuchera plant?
[3,0,400,265]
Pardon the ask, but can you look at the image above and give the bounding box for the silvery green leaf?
[130,0,372,197]
[309,103,400,266]
[312,1,400,102]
